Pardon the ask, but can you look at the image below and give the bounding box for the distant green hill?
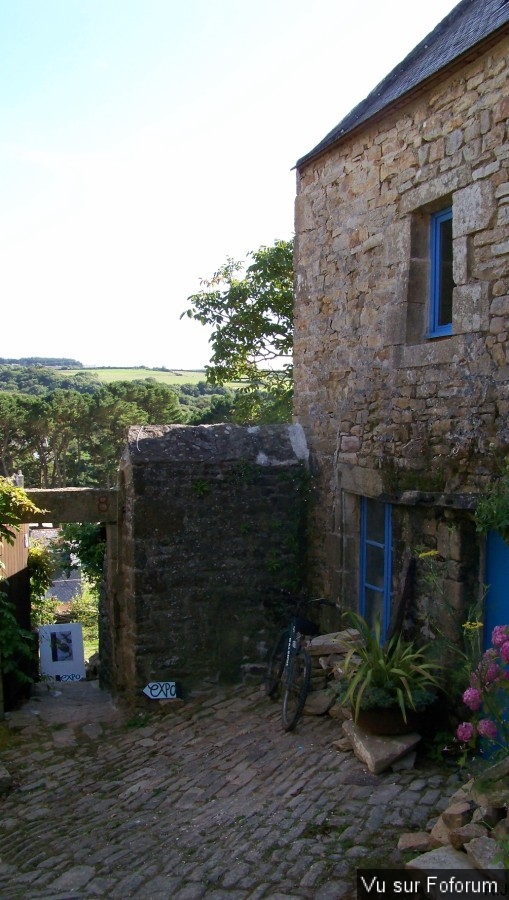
[0,356,83,367]
[65,367,207,386]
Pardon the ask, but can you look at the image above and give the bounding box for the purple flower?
[477,718,498,740]
[456,722,475,743]
[492,625,509,648]
[462,687,482,711]
[500,641,509,664]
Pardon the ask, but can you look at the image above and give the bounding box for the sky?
[0,0,460,370]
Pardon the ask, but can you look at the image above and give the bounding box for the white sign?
[38,623,86,682]
[142,682,178,700]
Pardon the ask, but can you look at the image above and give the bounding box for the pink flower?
[477,719,498,740]
[462,687,482,710]
[485,663,501,684]
[456,722,475,742]
[500,641,509,664]
[492,625,509,648]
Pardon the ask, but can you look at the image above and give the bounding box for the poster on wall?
[38,623,86,682]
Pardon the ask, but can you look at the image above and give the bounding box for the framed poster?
[38,623,86,682]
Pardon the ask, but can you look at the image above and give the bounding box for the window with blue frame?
[359,498,392,642]
[429,207,454,337]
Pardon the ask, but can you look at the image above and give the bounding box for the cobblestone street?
[0,683,460,899]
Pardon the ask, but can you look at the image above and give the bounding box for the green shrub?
[28,542,58,626]
[68,580,99,660]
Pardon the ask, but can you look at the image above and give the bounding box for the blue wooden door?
[485,530,509,645]
[483,531,509,757]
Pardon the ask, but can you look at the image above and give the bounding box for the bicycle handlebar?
[306,597,337,608]
[267,588,337,612]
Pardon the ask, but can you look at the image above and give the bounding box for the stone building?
[293,0,509,645]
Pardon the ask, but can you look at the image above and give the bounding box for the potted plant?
[340,612,443,735]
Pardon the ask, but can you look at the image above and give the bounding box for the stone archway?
[22,487,119,691]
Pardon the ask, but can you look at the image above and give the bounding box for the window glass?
[363,588,385,633]
[360,498,392,641]
[366,545,385,590]
[365,497,385,544]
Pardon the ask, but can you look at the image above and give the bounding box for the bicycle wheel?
[264,629,289,699]
[281,647,311,731]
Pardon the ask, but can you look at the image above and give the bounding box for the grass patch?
[125,712,152,729]
[0,722,19,751]
[302,821,348,839]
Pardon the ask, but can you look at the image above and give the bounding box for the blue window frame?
[359,498,392,641]
[429,207,453,337]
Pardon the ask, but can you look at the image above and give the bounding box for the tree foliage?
[475,458,509,544]
[28,543,59,626]
[0,477,44,544]
[0,379,227,485]
[0,479,42,681]
[183,238,294,423]
[54,523,106,589]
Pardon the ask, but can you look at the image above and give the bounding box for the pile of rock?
[400,757,509,876]
[303,628,360,718]
[398,758,509,872]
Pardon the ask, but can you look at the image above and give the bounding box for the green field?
[66,368,208,386]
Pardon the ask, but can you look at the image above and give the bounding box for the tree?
[182,238,294,424]
[103,380,183,424]
[0,393,27,478]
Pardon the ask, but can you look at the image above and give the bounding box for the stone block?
[454,181,495,237]
[464,836,504,873]
[342,719,422,775]
[453,283,489,333]
[429,816,452,848]
[397,832,432,853]
[441,801,474,829]
[449,823,488,850]
[304,689,336,716]
[406,846,478,871]
[306,630,359,656]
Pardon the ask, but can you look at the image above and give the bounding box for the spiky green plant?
[340,612,443,723]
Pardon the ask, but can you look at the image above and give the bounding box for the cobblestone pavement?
[0,682,461,900]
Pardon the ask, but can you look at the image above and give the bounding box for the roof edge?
[296,11,509,171]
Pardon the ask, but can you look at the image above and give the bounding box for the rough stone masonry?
[112,423,312,708]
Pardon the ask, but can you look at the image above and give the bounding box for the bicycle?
[264,593,336,732]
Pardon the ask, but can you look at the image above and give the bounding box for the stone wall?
[113,423,309,707]
[294,35,509,616]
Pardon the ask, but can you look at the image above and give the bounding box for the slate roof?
[296,0,509,169]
